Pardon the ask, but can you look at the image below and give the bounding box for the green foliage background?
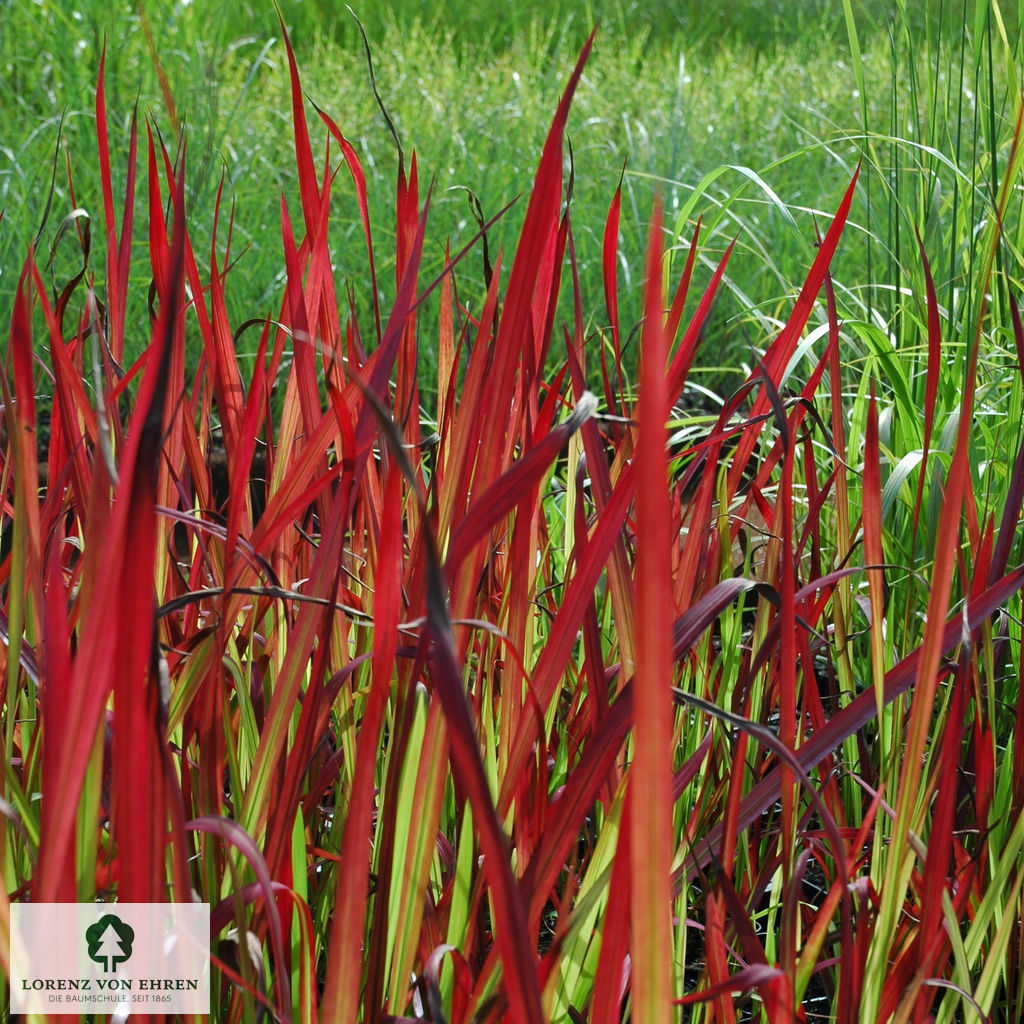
[7,0,1018,394]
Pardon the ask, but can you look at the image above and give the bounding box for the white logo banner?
[10,902,210,1015]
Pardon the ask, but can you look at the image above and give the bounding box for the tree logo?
[85,914,135,972]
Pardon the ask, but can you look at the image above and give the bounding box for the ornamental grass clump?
[2,15,1024,1024]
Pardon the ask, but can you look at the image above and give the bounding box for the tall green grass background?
[6,0,1019,397]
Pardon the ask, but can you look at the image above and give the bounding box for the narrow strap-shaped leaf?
[321,470,404,1021]
[442,394,596,578]
[630,199,674,1024]
[111,167,186,906]
[590,791,632,1024]
[279,16,321,239]
[422,527,545,1024]
[191,815,291,1017]
[602,176,624,416]
[317,104,383,343]
[678,563,1024,889]
[727,165,860,494]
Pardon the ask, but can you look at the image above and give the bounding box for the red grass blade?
[590,794,632,1024]
[674,964,784,1008]
[442,395,596,578]
[630,198,674,1024]
[279,193,331,473]
[95,48,138,363]
[728,164,860,494]
[317,104,383,342]
[990,292,1024,583]
[38,465,74,906]
[666,222,729,400]
[680,563,1024,887]
[423,528,545,1024]
[520,682,633,929]
[3,256,43,606]
[321,470,404,1021]
[37,452,116,899]
[279,17,321,238]
[913,648,969,1007]
[110,169,187,905]
[190,815,291,1016]
[499,465,636,814]
[664,216,702,344]
[394,154,421,435]
[602,174,624,416]
[462,29,595,518]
